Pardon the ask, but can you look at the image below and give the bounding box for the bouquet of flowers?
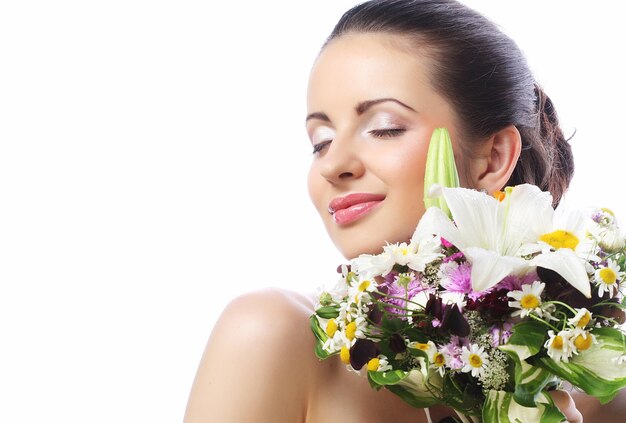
[310,129,626,422]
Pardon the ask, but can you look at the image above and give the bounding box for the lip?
[328,193,386,225]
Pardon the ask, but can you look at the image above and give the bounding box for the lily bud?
[423,128,460,218]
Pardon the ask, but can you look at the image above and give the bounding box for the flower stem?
[528,313,559,332]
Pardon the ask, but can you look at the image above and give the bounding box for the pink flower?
[495,272,538,292]
[440,336,467,370]
[489,322,513,347]
[380,272,427,317]
[440,262,487,300]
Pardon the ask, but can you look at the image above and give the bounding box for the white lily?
[413,184,554,293]
[523,206,595,298]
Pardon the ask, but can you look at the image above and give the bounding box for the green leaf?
[499,320,555,407]
[502,320,547,359]
[369,369,441,408]
[309,315,332,360]
[482,390,565,423]
[315,305,339,319]
[441,373,482,414]
[423,127,460,217]
[534,327,626,403]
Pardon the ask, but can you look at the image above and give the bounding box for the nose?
[318,134,365,184]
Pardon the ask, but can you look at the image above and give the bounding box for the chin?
[334,229,413,261]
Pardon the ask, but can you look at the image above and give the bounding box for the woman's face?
[306,33,464,260]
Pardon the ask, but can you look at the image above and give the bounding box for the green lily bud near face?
[423,128,460,218]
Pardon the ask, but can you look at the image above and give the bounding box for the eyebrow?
[305,97,416,123]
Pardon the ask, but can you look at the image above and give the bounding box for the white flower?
[568,308,593,328]
[408,340,437,359]
[366,355,392,372]
[544,330,575,363]
[588,208,625,252]
[431,351,448,376]
[507,281,545,318]
[413,184,553,294]
[351,236,442,277]
[347,274,376,306]
[461,343,489,377]
[525,206,597,298]
[594,259,625,298]
[570,328,598,354]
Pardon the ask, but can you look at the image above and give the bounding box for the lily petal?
[441,187,499,251]
[502,184,554,253]
[412,207,464,249]
[530,249,591,298]
[465,247,529,293]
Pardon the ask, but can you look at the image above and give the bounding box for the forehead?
[307,33,437,110]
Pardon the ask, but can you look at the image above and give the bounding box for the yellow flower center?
[551,335,564,350]
[469,353,482,368]
[401,248,408,256]
[577,312,591,328]
[358,280,371,292]
[574,333,593,351]
[433,352,445,367]
[325,319,338,337]
[599,268,617,285]
[340,346,350,364]
[415,342,430,351]
[520,294,540,309]
[540,230,579,250]
[367,358,380,371]
[346,321,357,341]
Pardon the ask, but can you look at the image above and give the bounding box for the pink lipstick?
[328,193,385,225]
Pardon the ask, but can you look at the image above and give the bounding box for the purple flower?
[440,262,487,300]
[495,272,538,292]
[489,322,513,347]
[442,251,465,263]
[380,272,427,317]
[440,237,454,248]
[440,336,467,370]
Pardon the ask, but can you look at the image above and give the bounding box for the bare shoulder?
[184,288,318,423]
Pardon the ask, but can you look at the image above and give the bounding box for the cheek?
[375,137,428,198]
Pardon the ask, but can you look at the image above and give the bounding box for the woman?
[185,1,624,421]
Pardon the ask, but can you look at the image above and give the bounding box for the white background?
[1,1,624,422]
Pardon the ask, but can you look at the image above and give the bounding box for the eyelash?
[369,128,406,138]
[311,128,406,154]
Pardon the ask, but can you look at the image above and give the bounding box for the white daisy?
[366,355,392,372]
[568,308,592,329]
[570,328,597,354]
[347,274,376,306]
[588,208,625,252]
[594,259,625,298]
[431,351,448,376]
[408,340,437,359]
[461,343,489,378]
[507,281,545,318]
[544,330,575,363]
[351,237,442,277]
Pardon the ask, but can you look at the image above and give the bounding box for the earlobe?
[475,125,522,193]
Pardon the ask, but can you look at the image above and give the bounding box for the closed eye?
[312,140,332,154]
[369,128,406,137]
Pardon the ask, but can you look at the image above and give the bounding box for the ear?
[472,125,522,193]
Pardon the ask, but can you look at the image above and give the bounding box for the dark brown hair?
[325,0,574,205]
